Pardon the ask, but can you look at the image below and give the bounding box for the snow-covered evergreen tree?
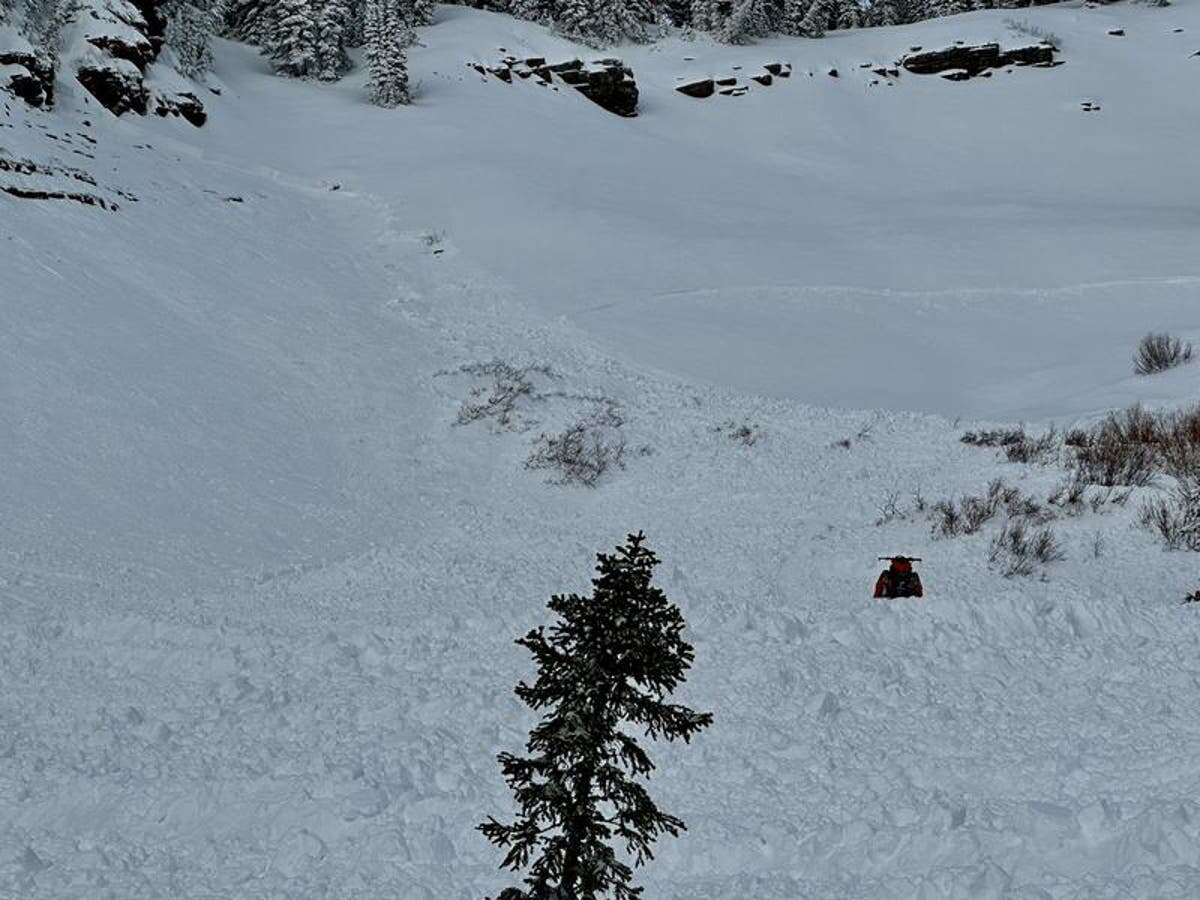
[267,0,319,77]
[834,0,862,30]
[365,0,410,106]
[410,0,435,27]
[781,0,810,35]
[224,0,276,44]
[164,0,219,77]
[315,0,351,80]
[689,0,722,33]
[555,0,644,48]
[720,0,774,43]
[508,0,552,25]
[796,0,833,36]
[479,533,713,900]
[927,0,968,17]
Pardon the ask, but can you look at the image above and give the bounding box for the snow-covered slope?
[2,3,1200,899]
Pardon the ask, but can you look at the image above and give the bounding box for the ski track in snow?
[3,3,1200,898]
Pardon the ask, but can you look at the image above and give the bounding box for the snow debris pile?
[473,55,639,116]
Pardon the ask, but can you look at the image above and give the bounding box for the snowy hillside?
[3,2,1200,898]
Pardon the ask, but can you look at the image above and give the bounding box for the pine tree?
[224,0,276,44]
[480,533,712,900]
[664,0,691,27]
[555,0,644,47]
[719,0,774,43]
[796,0,833,36]
[410,0,435,27]
[315,0,351,80]
[780,0,810,35]
[164,0,219,77]
[834,0,861,30]
[688,0,720,33]
[509,0,552,25]
[871,0,901,26]
[365,0,411,106]
[267,0,319,76]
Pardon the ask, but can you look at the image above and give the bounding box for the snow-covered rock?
[0,25,53,107]
[58,0,204,126]
[902,41,1057,77]
[76,57,150,115]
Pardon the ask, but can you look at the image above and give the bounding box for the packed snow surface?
[2,3,1200,898]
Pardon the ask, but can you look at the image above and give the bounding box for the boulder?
[1107,29,1124,37]
[676,77,715,98]
[576,60,638,116]
[752,72,772,86]
[827,67,839,77]
[153,90,207,126]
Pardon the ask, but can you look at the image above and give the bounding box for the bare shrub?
[931,500,961,538]
[1004,16,1062,48]
[962,426,1059,464]
[876,492,905,526]
[930,480,1053,539]
[989,521,1065,577]
[1139,477,1200,551]
[451,361,555,430]
[1005,427,1059,465]
[716,420,763,447]
[961,427,1025,448]
[1064,428,1091,448]
[1048,473,1087,512]
[1073,405,1160,486]
[1133,332,1193,376]
[1071,404,1200,487]
[526,404,625,487]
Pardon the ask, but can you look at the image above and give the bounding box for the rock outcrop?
[62,0,206,125]
[475,56,639,117]
[901,42,1058,78]
[0,28,55,107]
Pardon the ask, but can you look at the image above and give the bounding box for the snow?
[2,2,1200,898]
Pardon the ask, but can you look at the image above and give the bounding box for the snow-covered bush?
[1133,332,1193,375]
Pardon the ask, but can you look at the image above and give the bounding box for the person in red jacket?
[874,556,923,599]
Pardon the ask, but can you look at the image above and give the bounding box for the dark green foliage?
[480,533,712,900]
